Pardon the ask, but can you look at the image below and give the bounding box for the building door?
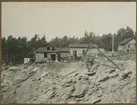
[73,50,77,59]
[51,54,56,61]
[82,50,86,56]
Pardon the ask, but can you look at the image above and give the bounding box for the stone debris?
[86,72,96,76]
[99,76,110,82]
[109,69,116,74]
[1,59,136,104]
[109,72,119,78]
[121,70,132,79]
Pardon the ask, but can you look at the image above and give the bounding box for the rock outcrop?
[1,59,136,104]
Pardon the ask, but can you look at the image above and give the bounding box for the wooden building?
[118,36,136,52]
[69,44,105,58]
[35,44,70,63]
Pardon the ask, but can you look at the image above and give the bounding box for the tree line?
[1,26,136,64]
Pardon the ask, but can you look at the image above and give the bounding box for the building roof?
[55,48,70,52]
[118,36,136,45]
[69,44,99,48]
[35,47,70,53]
[35,47,58,53]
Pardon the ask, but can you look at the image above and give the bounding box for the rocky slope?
[1,59,136,104]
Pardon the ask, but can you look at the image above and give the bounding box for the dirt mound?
[1,60,136,103]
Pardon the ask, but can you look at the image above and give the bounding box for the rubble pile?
[1,59,136,104]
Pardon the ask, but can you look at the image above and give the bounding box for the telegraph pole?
[6,41,8,64]
[112,34,115,53]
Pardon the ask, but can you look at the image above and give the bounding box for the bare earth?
[1,56,136,104]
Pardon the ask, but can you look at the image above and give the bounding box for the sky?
[2,2,136,41]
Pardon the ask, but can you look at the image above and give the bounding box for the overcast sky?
[2,2,136,41]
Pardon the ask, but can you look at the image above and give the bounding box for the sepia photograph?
[1,2,136,104]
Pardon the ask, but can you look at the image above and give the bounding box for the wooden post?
[55,53,58,62]
[89,42,122,71]
[82,44,90,61]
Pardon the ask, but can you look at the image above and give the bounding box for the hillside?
[1,54,136,103]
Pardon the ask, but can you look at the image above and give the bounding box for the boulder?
[71,82,88,98]
[109,69,115,74]
[121,71,132,79]
[56,85,75,101]
[61,78,74,87]
[86,72,96,76]
[88,96,102,104]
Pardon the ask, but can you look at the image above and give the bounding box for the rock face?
[1,59,136,104]
[71,81,88,98]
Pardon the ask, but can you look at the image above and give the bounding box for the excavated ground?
[1,56,136,104]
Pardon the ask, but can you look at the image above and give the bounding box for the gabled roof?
[118,36,136,45]
[35,43,56,53]
[45,43,55,49]
[35,47,57,53]
[69,44,99,48]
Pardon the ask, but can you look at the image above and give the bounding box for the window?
[47,47,50,50]
[44,53,47,58]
